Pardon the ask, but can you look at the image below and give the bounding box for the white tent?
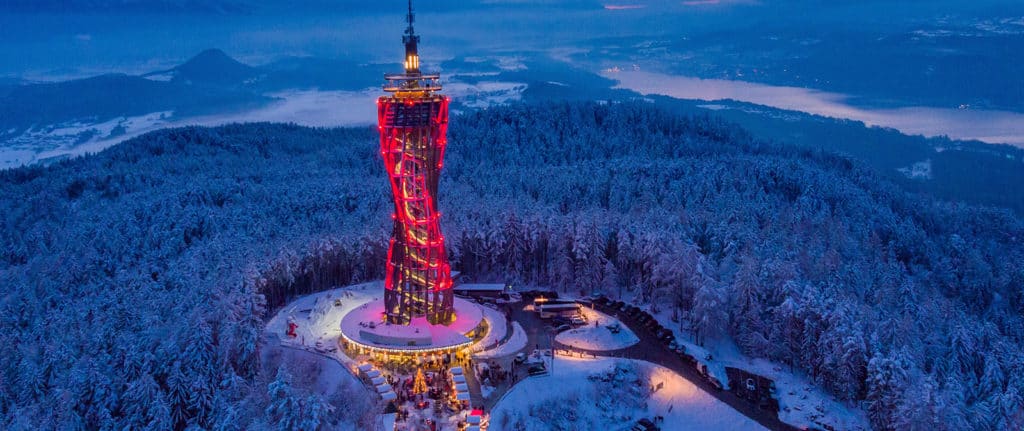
[450,366,464,375]
[366,369,382,378]
[455,383,469,392]
[452,375,466,384]
[371,376,386,386]
[466,426,480,431]
[357,364,373,373]
[381,391,397,401]
[376,383,393,393]
[455,392,470,401]
[466,415,481,424]
[381,413,396,431]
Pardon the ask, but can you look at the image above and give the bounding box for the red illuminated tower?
[378,0,453,325]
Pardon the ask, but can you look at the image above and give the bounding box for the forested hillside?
[1,102,1022,430]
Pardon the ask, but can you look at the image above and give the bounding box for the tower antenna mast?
[402,0,421,74]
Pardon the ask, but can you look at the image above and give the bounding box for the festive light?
[377,1,454,326]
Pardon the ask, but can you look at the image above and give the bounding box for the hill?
[1,102,1022,429]
[0,72,270,134]
[166,49,260,87]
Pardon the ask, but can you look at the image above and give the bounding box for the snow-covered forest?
[2,101,1023,430]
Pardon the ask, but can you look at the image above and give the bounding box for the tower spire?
[402,0,421,74]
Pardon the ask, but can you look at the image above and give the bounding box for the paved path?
[462,359,486,408]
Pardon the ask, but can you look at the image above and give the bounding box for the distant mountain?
[144,49,260,87]
[0,0,603,14]
[0,0,254,13]
[0,71,270,133]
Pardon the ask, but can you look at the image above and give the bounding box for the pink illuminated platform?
[340,297,485,354]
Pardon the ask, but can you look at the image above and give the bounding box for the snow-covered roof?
[358,364,374,372]
[366,369,382,378]
[467,416,481,424]
[450,366,464,375]
[456,392,471,401]
[340,298,485,352]
[454,283,507,291]
[453,375,466,383]
[381,391,397,401]
[376,383,393,393]
[455,383,469,391]
[371,376,386,386]
[382,413,397,431]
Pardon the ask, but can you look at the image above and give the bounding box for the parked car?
[759,397,780,413]
[637,418,660,431]
[679,352,697,367]
[707,376,724,391]
[668,341,678,350]
[527,364,547,376]
[553,324,571,332]
[514,352,526,364]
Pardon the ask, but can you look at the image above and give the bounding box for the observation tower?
[377,0,453,325]
[338,1,485,360]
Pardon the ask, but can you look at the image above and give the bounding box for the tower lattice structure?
[378,0,453,325]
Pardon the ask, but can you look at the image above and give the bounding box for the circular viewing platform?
[340,297,485,355]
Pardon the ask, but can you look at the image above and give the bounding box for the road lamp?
[548,328,556,377]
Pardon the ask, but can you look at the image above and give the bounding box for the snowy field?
[488,356,767,431]
[554,306,639,351]
[266,281,382,360]
[648,308,870,431]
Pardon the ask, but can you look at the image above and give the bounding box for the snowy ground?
[266,281,382,361]
[554,306,639,351]
[266,282,494,431]
[470,303,509,354]
[488,356,768,431]
[474,322,527,360]
[648,309,870,431]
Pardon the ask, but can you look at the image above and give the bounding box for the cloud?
[604,4,647,10]
[681,0,758,6]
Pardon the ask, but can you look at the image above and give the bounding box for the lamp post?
[549,328,556,377]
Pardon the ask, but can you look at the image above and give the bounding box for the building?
[453,283,511,298]
[377,0,453,325]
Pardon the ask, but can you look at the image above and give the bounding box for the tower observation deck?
[378,0,453,325]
